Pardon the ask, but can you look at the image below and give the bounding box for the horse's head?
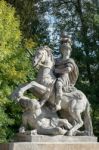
[33,46,54,69]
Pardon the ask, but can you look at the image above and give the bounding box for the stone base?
[0,135,98,150]
[15,133,97,143]
[0,142,99,150]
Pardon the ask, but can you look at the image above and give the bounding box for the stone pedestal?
[15,134,97,143]
[0,142,99,150]
[0,135,98,150]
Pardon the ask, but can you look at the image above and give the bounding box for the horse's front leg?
[19,81,48,97]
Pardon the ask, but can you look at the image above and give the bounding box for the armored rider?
[55,33,79,111]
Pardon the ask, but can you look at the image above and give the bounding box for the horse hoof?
[67,131,73,136]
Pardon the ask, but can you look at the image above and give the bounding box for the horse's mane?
[38,45,55,64]
[45,46,54,63]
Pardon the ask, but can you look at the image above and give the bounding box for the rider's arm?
[55,63,73,74]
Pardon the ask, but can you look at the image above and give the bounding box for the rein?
[39,63,51,69]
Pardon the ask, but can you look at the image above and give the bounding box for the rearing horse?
[18,46,56,101]
[12,46,93,136]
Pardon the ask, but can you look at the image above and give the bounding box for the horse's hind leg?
[83,102,93,136]
[68,111,83,136]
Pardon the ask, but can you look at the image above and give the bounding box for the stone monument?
[5,33,98,150]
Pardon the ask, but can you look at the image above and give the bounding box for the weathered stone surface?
[0,142,99,150]
[11,40,94,136]
[15,134,97,143]
[0,144,9,150]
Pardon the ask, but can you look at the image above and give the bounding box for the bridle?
[35,49,53,69]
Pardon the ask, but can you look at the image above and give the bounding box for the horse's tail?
[83,100,94,136]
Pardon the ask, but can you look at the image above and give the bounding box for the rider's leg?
[55,80,63,111]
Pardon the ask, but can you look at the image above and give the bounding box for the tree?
[48,0,99,136]
[0,0,37,142]
[6,0,50,45]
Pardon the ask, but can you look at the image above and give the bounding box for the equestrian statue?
[11,33,93,136]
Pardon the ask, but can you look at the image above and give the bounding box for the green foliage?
[0,0,37,142]
[5,0,50,44]
[0,0,21,61]
[0,106,14,143]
